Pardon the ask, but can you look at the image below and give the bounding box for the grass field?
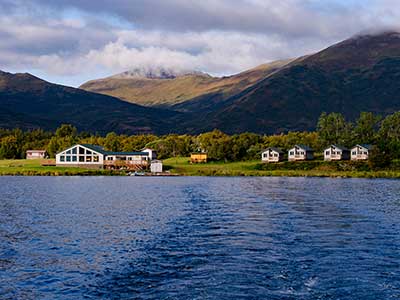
[163,157,400,178]
[0,158,399,178]
[0,159,122,176]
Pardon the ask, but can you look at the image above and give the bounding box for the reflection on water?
[0,177,399,299]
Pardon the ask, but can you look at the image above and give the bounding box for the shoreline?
[0,158,399,178]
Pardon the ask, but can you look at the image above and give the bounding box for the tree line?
[0,111,399,162]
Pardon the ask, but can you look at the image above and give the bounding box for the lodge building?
[56,144,156,170]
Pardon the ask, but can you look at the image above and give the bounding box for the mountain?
[178,31,400,134]
[3,32,400,135]
[80,60,292,108]
[0,71,178,134]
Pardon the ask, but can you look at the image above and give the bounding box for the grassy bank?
[1,158,400,178]
[0,159,123,176]
[163,157,400,178]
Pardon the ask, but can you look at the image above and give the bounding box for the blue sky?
[0,0,399,87]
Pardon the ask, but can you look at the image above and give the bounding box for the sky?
[1,0,399,87]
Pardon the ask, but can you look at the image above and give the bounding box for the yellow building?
[190,153,208,163]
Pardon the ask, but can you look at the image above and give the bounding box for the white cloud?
[2,0,400,87]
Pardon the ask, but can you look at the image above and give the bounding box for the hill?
[178,32,400,134]
[0,71,178,134]
[80,60,292,108]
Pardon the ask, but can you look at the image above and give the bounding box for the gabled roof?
[354,144,373,150]
[326,144,349,151]
[292,144,314,151]
[263,147,284,154]
[58,144,149,156]
[81,144,107,154]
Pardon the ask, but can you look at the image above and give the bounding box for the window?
[66,150,71,154]
[66,156,71,162]
[79,147,85,154]
[263,153,268,158]
[93,156,99,162]
[86,156,92,162]
[107,157,114,161]
[72,147,77,154]
[364,151,368,155]
[60,155,65,162]
[79,156,85,162]
[86,150,92,155]
[352,151,356,155]
[326,151,330,156]
[72,156,77,162]
[290,151,294,156]
[300,151,305,155]
[274,153,278,157]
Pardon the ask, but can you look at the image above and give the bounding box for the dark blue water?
[1,177,400,299]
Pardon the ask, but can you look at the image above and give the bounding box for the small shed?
[261,147,284,163]
[324,145,350,161]
[26,150,47,159]
[288,145,314,161]
[351,144,372,161]
[150,160,163,173]
[191,152,208,163]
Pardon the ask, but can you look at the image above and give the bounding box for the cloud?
[1,0,400,87]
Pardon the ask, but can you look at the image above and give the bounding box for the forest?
[0,112,399,167]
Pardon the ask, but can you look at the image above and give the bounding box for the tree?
[104,132,121,152]
[197,130,232,161]
[55,124,77,138]
[0,136,19,159]
[353,112,380,145]
[378,112,400,159]
[317,112,353,147]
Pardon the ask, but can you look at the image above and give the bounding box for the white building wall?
[56,145,104,166]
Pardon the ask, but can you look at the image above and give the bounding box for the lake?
[0,177,400,299]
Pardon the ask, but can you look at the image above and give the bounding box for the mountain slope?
[179,32,400,134]
[0,71,178,134]
[80,60,292,108]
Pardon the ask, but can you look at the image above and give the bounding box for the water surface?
[1,177,400,299]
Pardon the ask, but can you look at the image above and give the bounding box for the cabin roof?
[293,144,314,151]
[263,147,284,154]
[354,144,373,150]
[72,144,148,156]
[325,144,349,151]
[106,151,148,156]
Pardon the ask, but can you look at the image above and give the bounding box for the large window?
[79,147,85,154]
[72,156,77,162]
[60,155,65,162]
[72,147,77,154]
[93,156,99,162]
[86,156,92,162]
[66,156,71,162]
[79,156,85,162]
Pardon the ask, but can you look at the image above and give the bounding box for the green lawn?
[0,159,121,176]
[0,158,399,178]
[163,157,400,178]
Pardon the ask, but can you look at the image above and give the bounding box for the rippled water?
[1,177,400,299]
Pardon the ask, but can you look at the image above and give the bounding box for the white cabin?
[288,145,314,161]
[324,145,350,161]
[26,150,47,159]
[261,148,284,163]
[351,144,372,161]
